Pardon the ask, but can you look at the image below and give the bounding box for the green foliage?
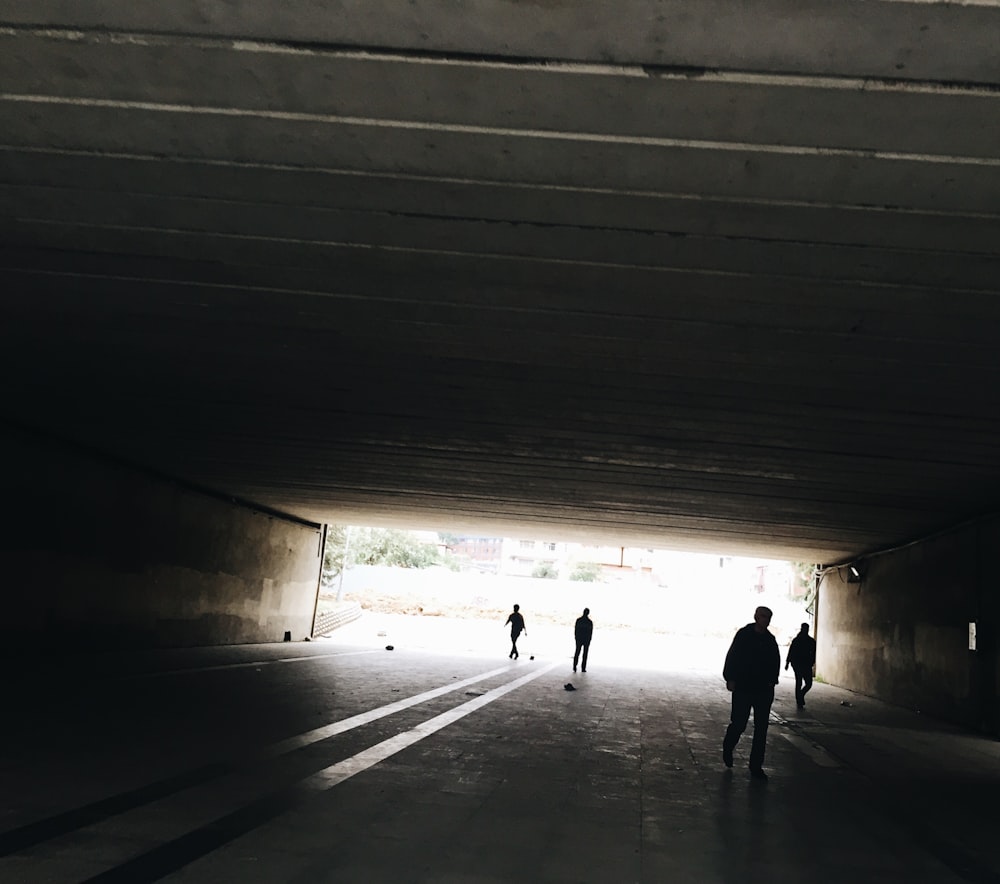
[790,561,818,613]
[569,561,601,582]
[322,526,448,586]
[532,561,559,579]
[351,528,440,568]
[791,561,816,592]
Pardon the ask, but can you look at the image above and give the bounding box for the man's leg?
[800,669,813,701]
[748,687,775,772]
[793,671,805,707]
[573,642,581,671]
[723,691,753,766]
[581,642,589,672]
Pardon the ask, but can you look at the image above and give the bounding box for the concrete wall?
[1,426,323,649]
[818,519,999,736]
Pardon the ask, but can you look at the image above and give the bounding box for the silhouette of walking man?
[505,604,526,659]
[573,607,593,672]
[722,605,780,780]
[786,622,817,708]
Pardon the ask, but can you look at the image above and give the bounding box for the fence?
[312,602,363,636]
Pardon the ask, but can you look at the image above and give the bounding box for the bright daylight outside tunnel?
[3,1,1000,882]
[315,525,816,671]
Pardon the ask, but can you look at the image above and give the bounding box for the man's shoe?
[749,767,768,781]
[573,666,577,672]
[581,668,586,673]
[722,746,733,768]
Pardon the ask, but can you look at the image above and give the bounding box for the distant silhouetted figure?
[573,607,593,672]
[722,605,780,781]
[505,604,526,659]
[786,623,817,708]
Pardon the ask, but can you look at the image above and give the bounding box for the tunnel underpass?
[2,1,1000,879]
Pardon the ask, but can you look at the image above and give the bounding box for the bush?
[570,562,601,582]
[532,562,559,579]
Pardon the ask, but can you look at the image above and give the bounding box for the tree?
[350,528,441,568]
[532,561,559,579]
[322,526,453,587]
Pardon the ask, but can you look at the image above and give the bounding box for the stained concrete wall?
[0,426,323,649]
[818,519,999,736]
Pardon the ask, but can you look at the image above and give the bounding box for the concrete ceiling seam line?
[8,25,1000,97]
[5,145,1000,223]
[4,91,1000,170]
[2,0,1000,81]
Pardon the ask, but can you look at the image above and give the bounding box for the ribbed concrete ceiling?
[2,2,1000,564]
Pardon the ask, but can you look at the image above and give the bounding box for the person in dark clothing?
[504,604,526,659]
[785,622,817,708]
[722,605,780,780]
[573,607,593,672]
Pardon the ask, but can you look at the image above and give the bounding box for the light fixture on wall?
[847,564,862,583]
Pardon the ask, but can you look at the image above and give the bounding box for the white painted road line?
[121,649,382,679]
[301,662,561,790]
[262,662,532,758]
[782,733,842,767]
[126,656,540,762]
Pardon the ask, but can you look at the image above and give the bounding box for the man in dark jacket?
[722,605,780,780]
[573,607,593,672]
[785,622,817,708]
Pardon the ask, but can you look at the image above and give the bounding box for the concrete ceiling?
[2,2,1000,564]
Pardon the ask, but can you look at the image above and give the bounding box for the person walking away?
[505,604,526,659]
[722,605,780,780]
[786,622,817,708]
[573,607,593,672]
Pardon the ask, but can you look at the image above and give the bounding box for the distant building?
[500,537,568,576]
[445,535,504,572]
[752,560,796,596]
[575,543,655,581]
[442,531,801,596]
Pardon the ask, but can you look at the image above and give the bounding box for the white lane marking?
[301,662,560,789]
[120,649,381,679]
[261,663,528,758]
[782,733,842,767]
[126,655,532,759]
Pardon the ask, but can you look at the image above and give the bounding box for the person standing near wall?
[785,622,817,708]
[722,605,780,780]
[505,603,526,659]
[573,607,593,672]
